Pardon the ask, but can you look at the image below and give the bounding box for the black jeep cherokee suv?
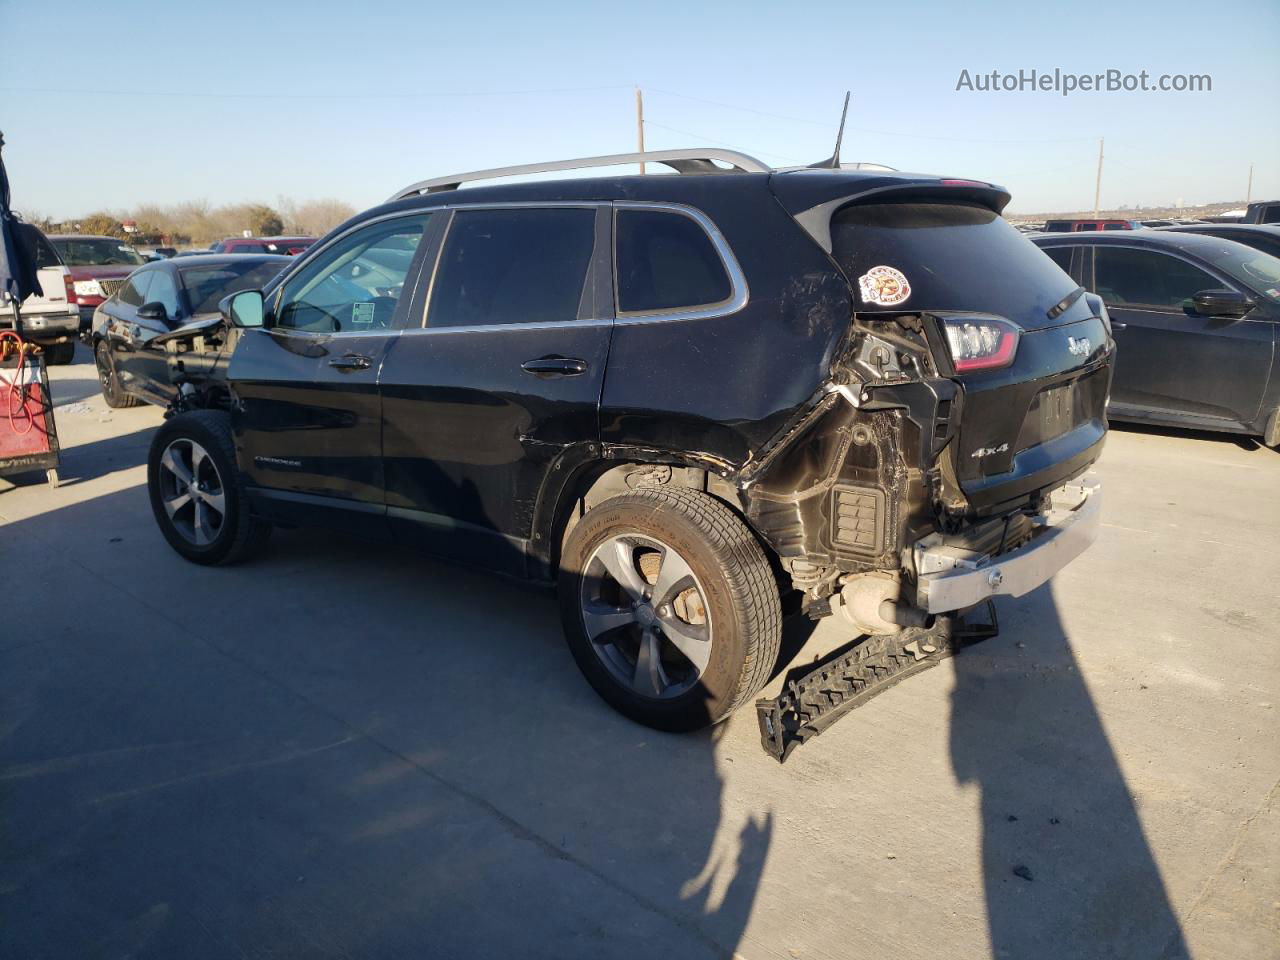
[145,149,1113,734]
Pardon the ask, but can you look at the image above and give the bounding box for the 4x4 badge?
[857,265,912,306]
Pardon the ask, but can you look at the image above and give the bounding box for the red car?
[48,234,149,330]
[1042,218,1139,232]
[210,235,315,256]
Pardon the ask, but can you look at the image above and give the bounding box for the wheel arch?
[529,447,748,581]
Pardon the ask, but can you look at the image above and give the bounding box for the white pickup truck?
[0,223,80,364]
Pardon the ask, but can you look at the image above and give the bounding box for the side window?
[1042,246,1074,274]
[427,208,597,328]
[1093,248,1219,309]
[276,214,430,332]
[146,269,181,319]
[615,208,732,314]
[118,271,153,308]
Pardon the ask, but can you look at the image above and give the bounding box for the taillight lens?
[1084,292,1112,334]
[941,316,1021,372]
[64,273,77,304]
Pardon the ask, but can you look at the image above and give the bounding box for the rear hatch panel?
[825,197,1113,516]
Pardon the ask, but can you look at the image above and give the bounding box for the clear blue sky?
[1,0,1276,218]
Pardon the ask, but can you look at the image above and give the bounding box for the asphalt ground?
[2,345,1276,959]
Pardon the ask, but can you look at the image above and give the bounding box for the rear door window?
[427,207,597,328]
[1042,246,1074,274]
[615,208,732,314]
[1092,248,1218,309]
[830,202,1078,329]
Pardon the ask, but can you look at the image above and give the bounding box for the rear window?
[25,228,62,269]
[830,202,1078,322]
[180,259,288,314]
[615,209,732,313]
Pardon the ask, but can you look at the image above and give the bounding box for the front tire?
[95,341,140,408]
[147,410,270,565]
[558,486,781,732]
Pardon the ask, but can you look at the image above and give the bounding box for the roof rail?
[387,148,771,202]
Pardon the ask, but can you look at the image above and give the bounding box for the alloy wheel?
[579,533,713,699]
[156,438,226,546]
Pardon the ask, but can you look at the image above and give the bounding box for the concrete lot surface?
[2,347,1277,959]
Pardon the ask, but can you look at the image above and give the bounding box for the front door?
[102,268,156,396]
[121,265,185,401]
[378,205,612,575]
[230,212,437,533]
[1090,245,1273,424]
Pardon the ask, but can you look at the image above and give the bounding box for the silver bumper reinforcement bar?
[914,480,1101,614]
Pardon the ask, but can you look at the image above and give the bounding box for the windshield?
[52,237,146,266]
[179,259,289,314]
[1198,245,1280,303]
[831,202,1079,328]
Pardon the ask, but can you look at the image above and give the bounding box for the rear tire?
[1264,407,1280,450]
[558,486,782,732]
[95,341,140,408]
[147,410,271,565]
[43,341,75,365]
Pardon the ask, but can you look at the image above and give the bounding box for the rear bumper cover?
[914,479,1100,613]
[0,310,79,338]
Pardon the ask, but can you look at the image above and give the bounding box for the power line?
[645,87,1102,145]
[0,84,633,101]
[641,121,804,163]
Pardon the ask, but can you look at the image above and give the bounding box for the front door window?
[275,215,431,332]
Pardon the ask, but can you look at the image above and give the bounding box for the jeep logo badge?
[1067,336,1092,357]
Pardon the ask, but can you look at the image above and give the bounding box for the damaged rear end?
[744,174,1113,634]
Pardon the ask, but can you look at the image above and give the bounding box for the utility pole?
[1246,163,1253,205]
[635,87,646,174]
[1093,137,1104,218]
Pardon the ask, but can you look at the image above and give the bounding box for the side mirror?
[137,301,169,323]
[1191,289,1255,319]
[220,289,266,328]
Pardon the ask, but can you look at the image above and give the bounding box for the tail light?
[940,315,1021,372]
[63,273,77,305]
[1084,292,1112,334]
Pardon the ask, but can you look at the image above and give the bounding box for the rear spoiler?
[770,172,1012,255]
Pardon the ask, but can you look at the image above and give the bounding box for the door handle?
[329,353,373,371]
[521,357,588,377]
[1111,321,1127,330]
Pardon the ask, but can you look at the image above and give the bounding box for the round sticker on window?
[857,265,912,306]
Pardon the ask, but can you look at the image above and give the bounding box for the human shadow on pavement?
[0,480,770,959]
[950,583,1189,959]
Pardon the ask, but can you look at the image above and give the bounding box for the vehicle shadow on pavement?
[0,483,769,959]
[1109,419,1265,452]
[950,584,1189,959]
[0,424,155,492]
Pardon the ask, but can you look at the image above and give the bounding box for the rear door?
[378,204,611,575]
[230,212,436,533]
[1089,244,1272,423]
